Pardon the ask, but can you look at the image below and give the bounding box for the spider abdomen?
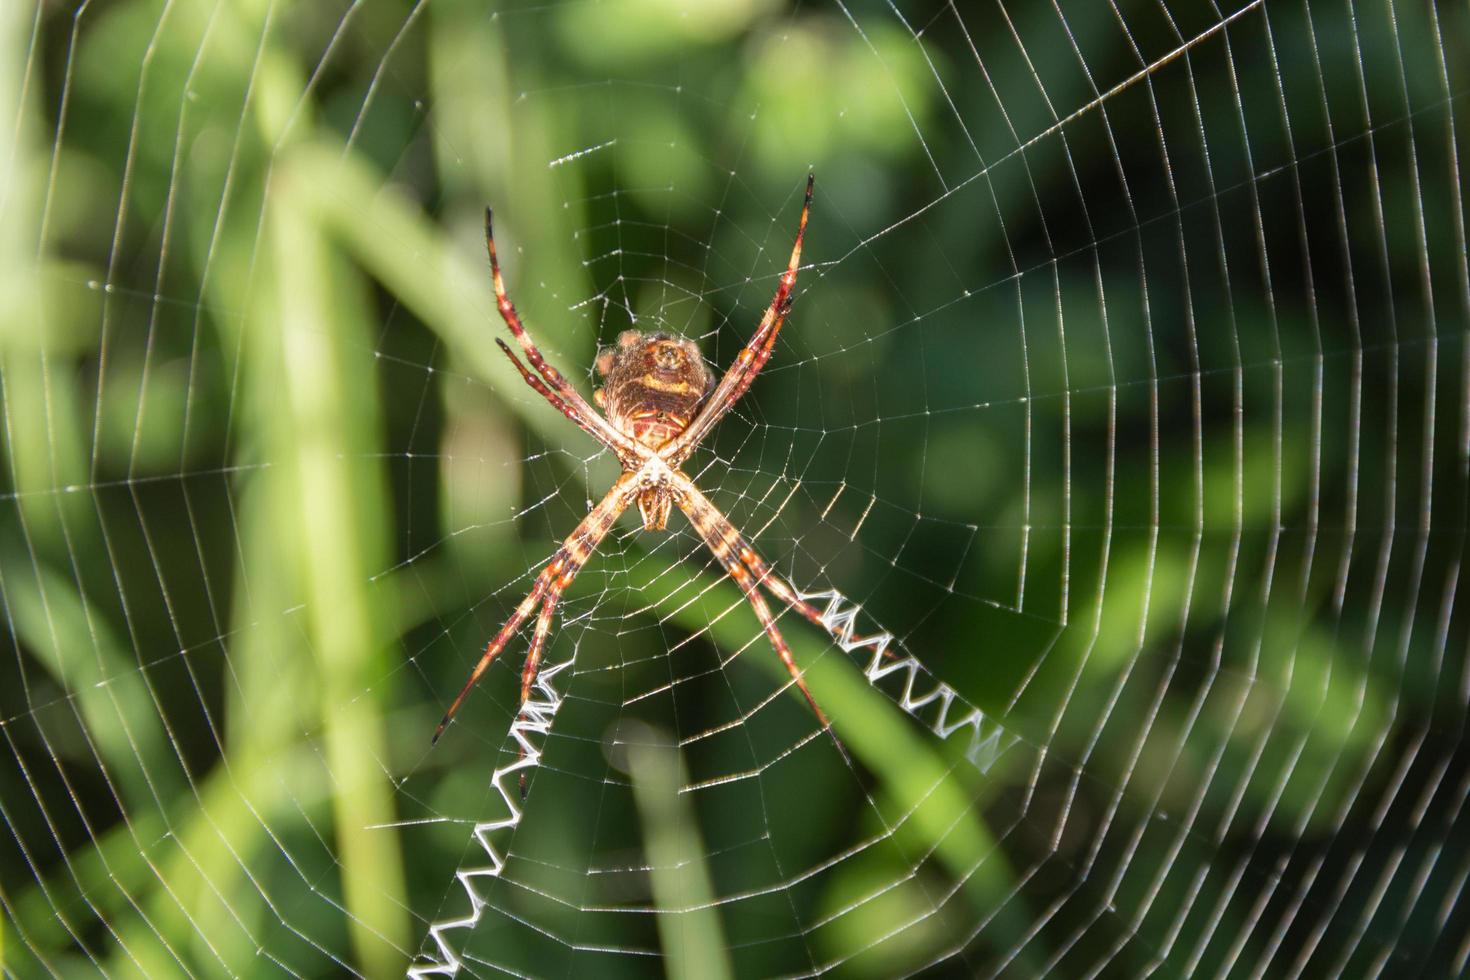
[595,331,713,450]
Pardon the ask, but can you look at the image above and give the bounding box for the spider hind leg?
[433,475,635,743]
[674,480,832,729]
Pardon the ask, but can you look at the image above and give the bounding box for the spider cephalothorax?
[434,175,834,746]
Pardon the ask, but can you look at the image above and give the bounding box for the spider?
[432,175,839,745]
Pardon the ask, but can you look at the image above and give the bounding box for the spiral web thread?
[797,588,1022,774]
[409,660,572,980]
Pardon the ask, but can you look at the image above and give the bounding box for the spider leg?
[521,597,558,704]
[665,174,813,465]
[516,511,602,706]
[674,478,830,728]
[511,531,600,800]
[432,570,552,744]
[496,338,628,452]
[484,209,643,462]
[736,546,899,663]
[731,546,828,630]
[433,474,636,743]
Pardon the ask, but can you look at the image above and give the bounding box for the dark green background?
[2,0,1467,976]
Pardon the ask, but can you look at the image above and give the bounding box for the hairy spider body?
[594,330,713,529]
[433,175,826,745]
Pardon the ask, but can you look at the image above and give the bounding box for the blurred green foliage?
[1,0,1467,977]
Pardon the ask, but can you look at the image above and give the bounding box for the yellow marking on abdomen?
[638,374,694,395]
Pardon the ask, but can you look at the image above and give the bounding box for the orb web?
[2,1,1468,978]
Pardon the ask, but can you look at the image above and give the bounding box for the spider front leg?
[665,174,813,465]
[495,338,636,458]
[674,477,831,728]
[433,474,636,743]
[484,209,643,465]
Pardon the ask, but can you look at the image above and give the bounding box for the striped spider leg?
[433,472,637,744]
[661,173,813,468]
[435,176,826,744]
[430,214,646,744]
[673,476,829,726]
[484,207,645,468]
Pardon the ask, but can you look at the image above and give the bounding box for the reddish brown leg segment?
[521,598,558,705]
[675,478,830,727]
[495,338,618,450]
[484,209,641,463]
[433,474,636,743]
[734,547,829,631]
[739,549,899,663]
[666,175,813,464]
[433,571,553,744]
[718,174,814,407]
[516,533,600,706]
